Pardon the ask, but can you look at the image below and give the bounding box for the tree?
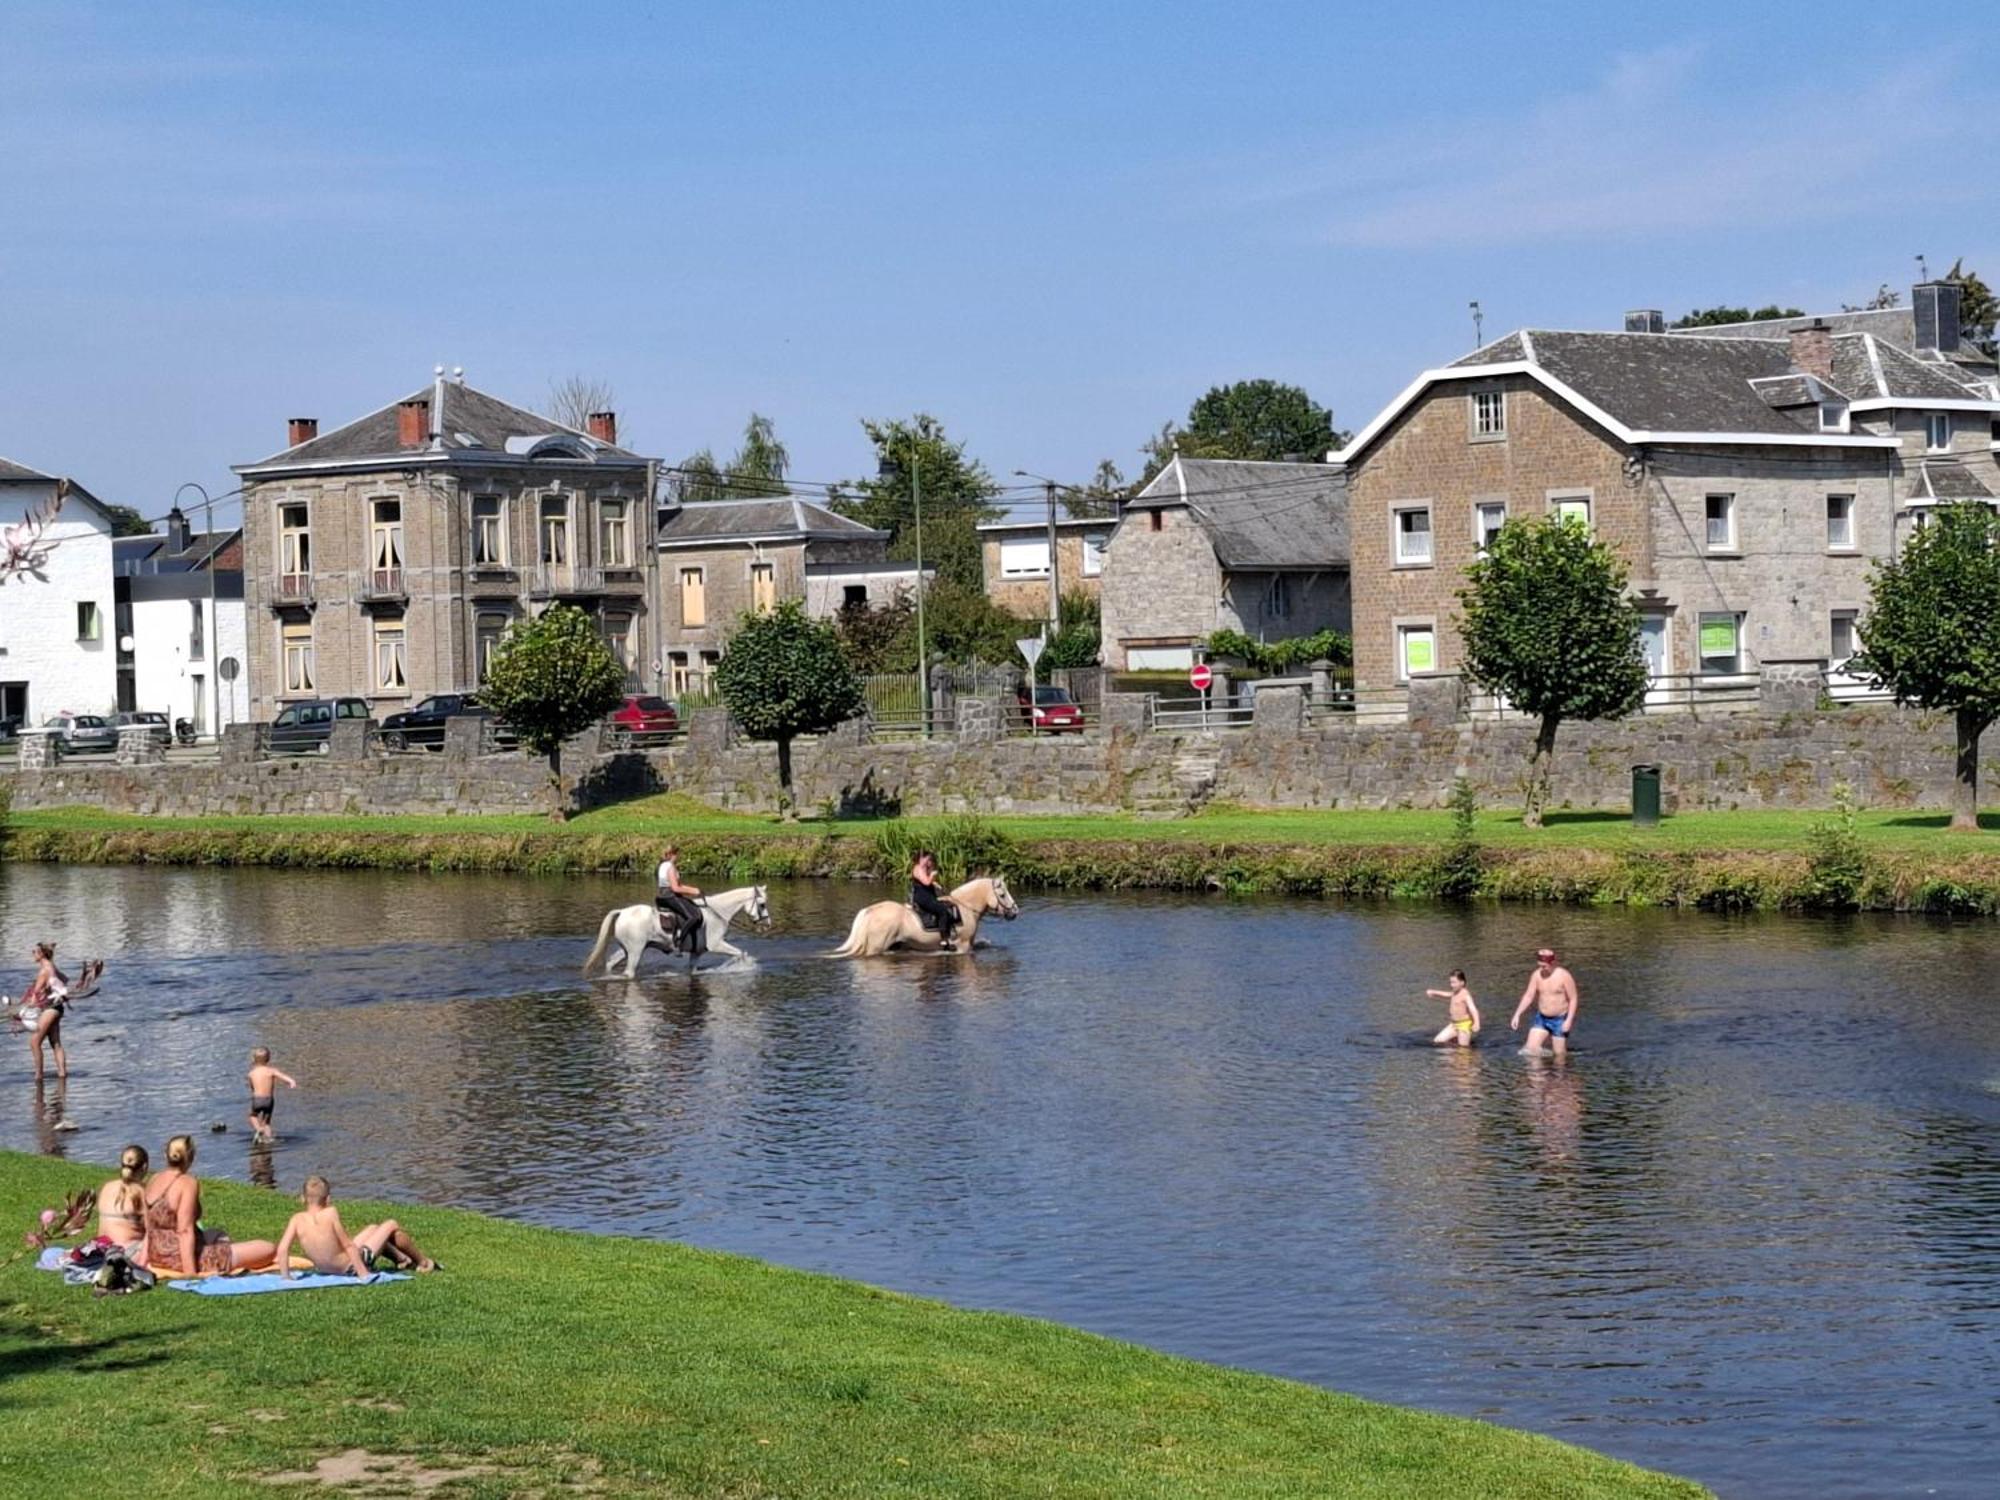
[1061,459,1128,519]
[664,413,791,507]
[1038,592,1101,679]
[101,504,152,538]
[1849,504,2000,830]
[545,375,617,432]
[664,449,730,506]
[1455,515,1648,828]
[834,414,1002,589]
[714,600,865,810]
[1139,379,1345,484]
[1945,258,1997,352]
[1842,284,1901,312]
[834,590,917,675]
[1669,304,1804,328]
[478,604,627,792]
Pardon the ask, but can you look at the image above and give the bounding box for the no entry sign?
[1189,662,1213,692]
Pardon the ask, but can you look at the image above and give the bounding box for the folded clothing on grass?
[168,1270,410,1296]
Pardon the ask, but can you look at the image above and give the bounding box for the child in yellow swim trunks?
[1426,970,1480,1047]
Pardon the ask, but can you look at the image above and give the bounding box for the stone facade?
[978,520,1111,617]
[1097,506,1224,669]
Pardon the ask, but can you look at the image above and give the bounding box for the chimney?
[287,417,318,448]
[1789,319,1835,381]
[586,411,617,444]
[1624,309,1665,334]
[1913,280,1962,353]
[397,398,429,448]
[165,506,191,553]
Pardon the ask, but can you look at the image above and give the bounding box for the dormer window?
[1818,402,1848,433]
[1926,413,1953,452]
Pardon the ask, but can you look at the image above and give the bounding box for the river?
[2,864,1995,1498]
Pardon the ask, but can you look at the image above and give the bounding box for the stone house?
[656,496,924,695]
[0,458,118,727]
[976,515,1114,620]
[113,507,249,733]
[1097,456,1350,671]
[1337,280,2000,694]
[233,372,657,721]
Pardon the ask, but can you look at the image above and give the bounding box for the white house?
[0,458,118,727]
[115,507,249,734]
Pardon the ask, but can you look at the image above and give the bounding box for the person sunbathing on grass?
[276,1175,440,1278]
[144,1135,278,1277]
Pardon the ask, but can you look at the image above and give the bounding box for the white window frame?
[539,495,570,566]
[373,618,408,693]
[1393,503,1433,566]
[1826,493,1856,552]
[602,611,635,670]
[999,538,1051,578]
[1268,574,1292,619]
[189,599,205,661]
[1470,390,1506,440]
[1397,623,1437,681]
[1550,491,1593,531]
[1697,612,1743,676]
[679,566,706,628]
[749,560,776,613]
[1819,402,1849,433]
[1926,413,1952,452]
[1704,493,1737,553]
[280,621,315,695]
[1473,500,1507,552]
[475,612,509,683]
[598,498,630,568]
[278,502,311,579]
[472,495,505,566]
[668,652,691,693]
[370,497,404,577]
[1081,533,1108,577]
[1829,609,1859,667]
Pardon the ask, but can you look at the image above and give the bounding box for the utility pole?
[913,446,928,737]
[1043,479,1061,628]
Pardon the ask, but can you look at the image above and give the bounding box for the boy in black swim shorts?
[246,1046,299,1143]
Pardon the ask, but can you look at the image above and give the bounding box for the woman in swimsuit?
[20,941,90,1082]
[95,1143,150,1256]
[143,1135,277,1277]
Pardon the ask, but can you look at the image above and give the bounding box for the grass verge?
[0,1151,1706,1499]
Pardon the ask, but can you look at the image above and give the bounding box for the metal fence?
[864,672,954,740]
[1149,695,1256,732]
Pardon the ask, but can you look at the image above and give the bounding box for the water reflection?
[1,865,1996,1498]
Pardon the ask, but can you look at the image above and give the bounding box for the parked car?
[1015,685,1086,733]
[378,693,489,751]
[610,694,679,742]
[266,698,371,755]
[44,712,118,754]
[112,711,172,748]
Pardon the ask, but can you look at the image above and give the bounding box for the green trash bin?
[1631,764,1661,828]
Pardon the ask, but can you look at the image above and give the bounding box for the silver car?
[45,713,118,754]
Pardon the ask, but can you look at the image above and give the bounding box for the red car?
[611,694,679,739]
[1017,685,1086,733]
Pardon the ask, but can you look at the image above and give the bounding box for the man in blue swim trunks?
[1511,947,1579,1058]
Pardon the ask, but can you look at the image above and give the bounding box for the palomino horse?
[582,885,770,977]
[829,875,1019,958]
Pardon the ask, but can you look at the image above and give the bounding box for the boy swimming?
[246,1047,298,1143]
[1426,970,1481,1047]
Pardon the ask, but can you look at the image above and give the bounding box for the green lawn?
[0,1152,1706,1498]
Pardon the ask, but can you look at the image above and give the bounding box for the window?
[370,498,403,586]
[1826,493,1855,550]
[602,612,634,670]
[1268,575,1293,619]
[1394,505,1433,565]
[1704,493,1736,552]
[189,601,204,662]
[750,561,776,613]
[373,617,407,693]
[1551,493,1593,530]
[1000,539,1050,577]
[278,503,310,584]
[842,584,868,609]
[281,621,314,694]
[1819,403,1848,432]
[1475,501,1507,551]
[76,602,101,641]
[1830,609,1858,666]
[1397,624,1436,680]
[1926,413,1952,452]
[679,567,706,627]
[1081,533,1108,576]
[598,499,630,568]
[539,495,569,566]
[476,613,508,683]
[1697,613,1742,675]
[1471,390,1506,438]
[1148,509,1163,532]
[472,495,505,565]
[668,652,691,693]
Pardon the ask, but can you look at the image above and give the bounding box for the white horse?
[583,885,771,977]
[829,875,1019,958]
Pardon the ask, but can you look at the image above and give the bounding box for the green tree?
[1140,380,1344,483]
[834,590,917,675]
[834,415,1001,589]
[1038,592,1101,679]
[715,600,865,810]
[1456,516,1649,828]
[1061,460,1128,519]
[1668,304,1804,328]
[1945,258,1997,351]
[664,449,729,506]
[1849,504,2000,830]
[102,504,152,538]
[478,604,627,790]
[665,413,790,506]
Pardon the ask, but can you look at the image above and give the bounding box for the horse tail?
[827,908,871,958]
[582,910,620,976]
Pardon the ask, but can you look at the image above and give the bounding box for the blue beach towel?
[167,1271,410,1297]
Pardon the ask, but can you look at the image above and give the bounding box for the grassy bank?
[0,1152,1705,1498]
[10,794,2000,912]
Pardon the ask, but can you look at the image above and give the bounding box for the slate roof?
[0,457,55,482]
[115,527,240,575]
[1133,457,1348,570]
[237,380,647,472]
[0,457,119,523]
[1909,461,1997,503]
[1667,304,1997,380]
[656,496,888,546]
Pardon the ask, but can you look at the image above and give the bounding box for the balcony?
[360,566,407,602]
[272,572,315,609]
[529,564,605,598]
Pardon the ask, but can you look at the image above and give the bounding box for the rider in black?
[909,851,960,952]
[655,845,705,957]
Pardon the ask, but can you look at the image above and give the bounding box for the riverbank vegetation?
[0,1152,1703,1499]
[12,794,2000,912]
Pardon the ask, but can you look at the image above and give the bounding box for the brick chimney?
[1624,309,1665,334]
[397,398,430,448]
[287,417,318,447]
[1788,319,1835,381]
[1913,280,1962,353]
[586,411,617,444]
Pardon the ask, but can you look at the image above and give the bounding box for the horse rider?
[909,850,961,952]
[655,844,705,957]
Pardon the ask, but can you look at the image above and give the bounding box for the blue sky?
[3,1,1995,524]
